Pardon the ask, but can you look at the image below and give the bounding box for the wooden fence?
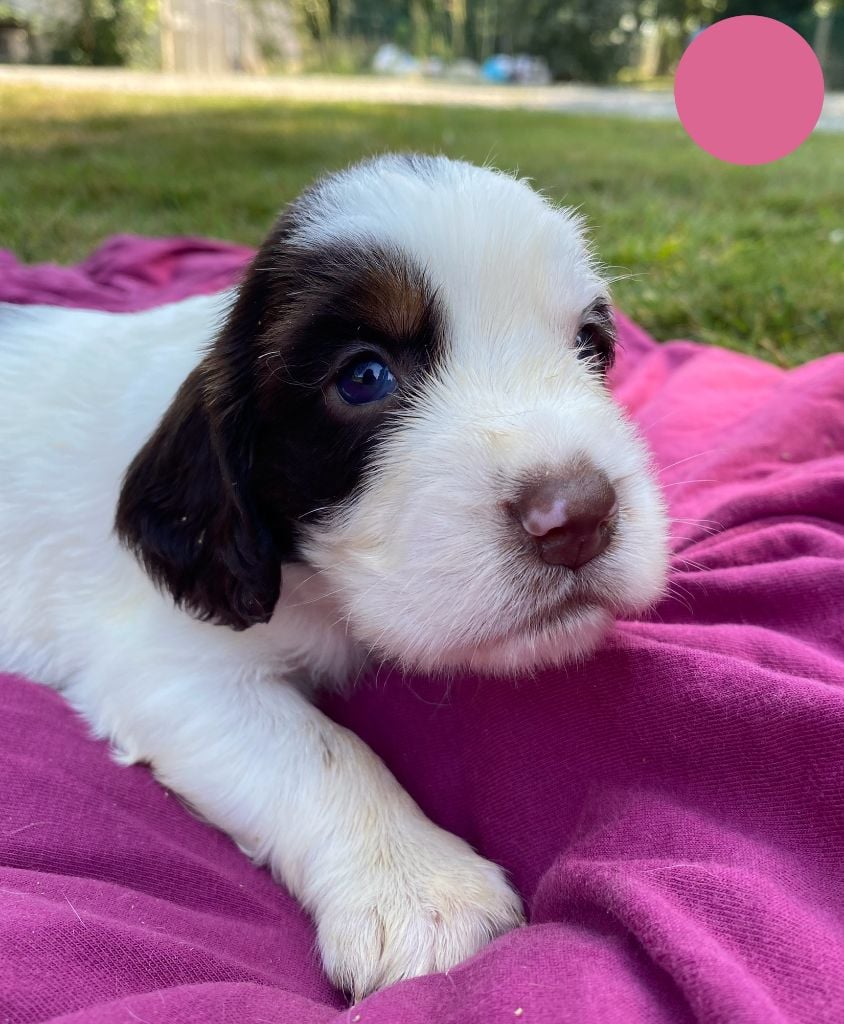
[159,0,299,73]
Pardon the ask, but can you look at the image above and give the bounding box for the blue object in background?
[482,55,513,82]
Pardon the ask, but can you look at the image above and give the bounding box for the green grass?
[1,84,842,364]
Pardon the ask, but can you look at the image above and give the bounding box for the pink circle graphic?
[674,16,825,165]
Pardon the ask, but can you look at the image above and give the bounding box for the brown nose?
[514,468,618,568]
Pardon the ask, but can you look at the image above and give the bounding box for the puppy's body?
[0,156,668,996]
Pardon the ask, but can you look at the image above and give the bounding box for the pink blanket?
[1,236,843,1024]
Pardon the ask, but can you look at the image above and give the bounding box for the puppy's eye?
[575,322,614,372]
[335,357,397,406]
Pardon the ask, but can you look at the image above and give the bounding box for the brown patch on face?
[347,254,438,346]
[116,191,445,633]
[251,232,444,373]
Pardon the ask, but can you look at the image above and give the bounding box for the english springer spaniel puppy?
[0,154,668,997]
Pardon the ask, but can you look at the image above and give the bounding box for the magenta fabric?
[1,239,843,1024]
[0,235,254,312]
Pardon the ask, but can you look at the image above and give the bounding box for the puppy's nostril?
[514,468,617,569]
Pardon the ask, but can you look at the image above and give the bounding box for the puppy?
[0,154,668,997]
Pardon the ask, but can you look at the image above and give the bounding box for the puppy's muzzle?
[512,465,618,569]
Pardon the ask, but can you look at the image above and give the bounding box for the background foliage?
[22,0,843,85]
[48,0,159,67]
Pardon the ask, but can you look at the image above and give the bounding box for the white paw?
[314,825,523,998]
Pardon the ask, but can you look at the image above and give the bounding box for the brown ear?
[115,252,282,630]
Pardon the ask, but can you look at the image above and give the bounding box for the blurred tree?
[715,0,827,73]
[51,0,157,66]
[719,0,815,27]
[485,0,640,81]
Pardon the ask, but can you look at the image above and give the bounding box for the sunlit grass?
[1,84,842,364]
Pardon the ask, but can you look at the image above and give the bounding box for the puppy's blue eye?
[336,358,397,406]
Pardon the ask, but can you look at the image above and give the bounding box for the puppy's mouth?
[420,588,613,670]
[494,594,599,642]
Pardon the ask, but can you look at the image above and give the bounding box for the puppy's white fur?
[0,156,667,996]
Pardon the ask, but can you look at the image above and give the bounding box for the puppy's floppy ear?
[115,251,282,630]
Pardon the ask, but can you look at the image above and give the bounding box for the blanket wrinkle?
[1,238,842,1023]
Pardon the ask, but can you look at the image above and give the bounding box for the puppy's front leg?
[84,642,522,997]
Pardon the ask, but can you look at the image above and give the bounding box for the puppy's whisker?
[672,557,709,572]
[659,448,722,474]
[661,479,718,489]
[280,565,334,602]
[638,408,685,432]
[671,527,720,541]
[671,516,723,527]
[663,584,694,615]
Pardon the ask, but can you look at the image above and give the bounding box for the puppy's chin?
[377,603,615,678]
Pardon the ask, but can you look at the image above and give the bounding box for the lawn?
[1,84,842,365]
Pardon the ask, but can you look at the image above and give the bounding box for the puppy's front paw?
[315,827,523,998]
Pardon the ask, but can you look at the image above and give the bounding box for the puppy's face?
[117,155,668,674]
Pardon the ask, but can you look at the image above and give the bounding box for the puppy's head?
[117,154,668,673]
